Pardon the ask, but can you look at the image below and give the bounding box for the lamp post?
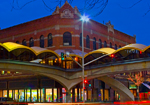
[81,15,89,103]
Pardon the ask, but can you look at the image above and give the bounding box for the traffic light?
[111,54,114,58]
[61,52,64,60]
[84,80,87,83]
[89,84,91,87]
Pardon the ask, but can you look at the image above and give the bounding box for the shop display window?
[3,90,7,97]
[27,89,30,102]
[31,89,37,102]
[53,88,57,102]
[19,89,24,102]
[46,88,52,102]
[15,90,18,101]
[41,88,45,102]
[9,90,12,98]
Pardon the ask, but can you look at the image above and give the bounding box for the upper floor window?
[93,37,96,50]
[86,35,90,48]
[110,42,112,48]
[115,44,117,50]
[48,33,52,47]
[29,37,34,47]
[63,32,72,46]
[22,39,27,46]
[99,39,102,48]
[104,41,107,47]
[40,35,44,48]
[80,33,82,46]
[119,45,121,48]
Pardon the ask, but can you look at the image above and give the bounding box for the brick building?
[0,1,136,53]
[0,1,137,103]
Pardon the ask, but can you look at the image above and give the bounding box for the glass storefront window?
[15,90,18,101]
[19,90,24,102]
[31,89,37,102]
[27,89,30,102]
[38,89,40,102]
[41,88,45,102]
[3,90,7,97]
[62,88,66,103]
[75,88,77,102]
[9,90,12,98]
[46,88,52,102]
[53,88,57,102]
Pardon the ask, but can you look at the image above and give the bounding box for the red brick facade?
[0,1,136,53]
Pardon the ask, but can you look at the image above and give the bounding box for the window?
[93,37,96,50]
[63,32,72,46]
[115,44,117,50]
[110,42,112,48]
[16,41,19,44]
[80,33,82,46]
[29,37,34,47]
[104,41,107,47]
[119,45,121,48]
[22,39,27,46]
[86,35,90,48]
[48,33,52,47]
[40,35,44,48]
[99,39,102,48]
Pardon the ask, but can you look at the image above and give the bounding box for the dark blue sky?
[0,0,150,46]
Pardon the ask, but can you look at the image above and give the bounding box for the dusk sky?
[0,0,150,46]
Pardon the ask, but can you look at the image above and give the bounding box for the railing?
[0,57,150,72]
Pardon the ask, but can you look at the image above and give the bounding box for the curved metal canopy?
[84,48,116,58]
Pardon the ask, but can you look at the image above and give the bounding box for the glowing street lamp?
[81,14,89,103]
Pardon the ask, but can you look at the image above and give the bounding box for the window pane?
[19,89,24,102]
[31,89,37,102]
[3,90,7,97]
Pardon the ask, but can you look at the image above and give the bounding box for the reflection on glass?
[13,90,15,100]
[3,90,7,97]
[62,88,66,103]
[46,88,52,102]
[53,88,57,102]
[32,89,37,102]
[41,88,44,102]
[15,90,18,101]
[19,90,24,102]
[75,88,77,102]
[9,90,12,98]
[27,89,30,102]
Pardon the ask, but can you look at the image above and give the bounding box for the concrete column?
[66,90,71,103]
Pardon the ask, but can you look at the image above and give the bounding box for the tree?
[10,0,150,17]
[127,72,144,100]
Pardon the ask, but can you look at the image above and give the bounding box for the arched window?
[110,42,112,48]
[29,37,34,47]
[63,32,72,46]
[48,33,52,47]
[115,44,117,50]
[40,35,44,48]
[99,39,102,48]
[16,41,19,44]
[93,37,96,50]
[119,45,121,48]
[86,35,90,48]
[80,33,82,46]
[104,41,107,47]
[22,39,27,46]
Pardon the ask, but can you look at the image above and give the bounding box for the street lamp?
[81,15,89,103]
